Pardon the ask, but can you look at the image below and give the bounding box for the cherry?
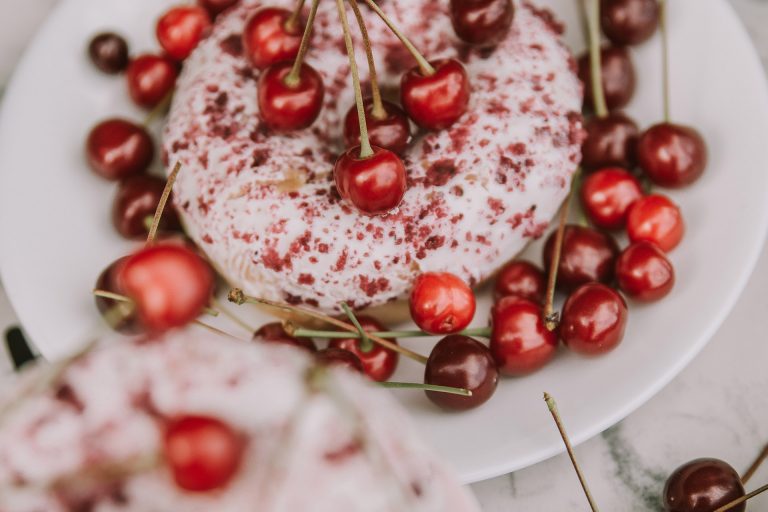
[663,458,746,512]
[578,46,636,111]
[126,54,179,109]
[88,32,129,74]
[616,241,675,301]
[559,283,628,355]
[94,257,141,334]
[257,61,324,131]
[600,0,660,47]
[409,272,476,335]
[343,99,411,154]
[580,167,644,230]
[494,260,546,304]
[156,6,212,61]
[543,225,619,291]
[197,0,238,18]
[626,194,684,252]
[424,334,498,411]
[449,0,515,47]
[85,118,155,181]
[401,58,471,130]
[637,122,708,188]
[118,242,214,332]
[253,322,317,353]
[163,416,244,492]
[243,7,303,70]
[315,348,365,374]
[334,146,407,215]
[329,316,399,382]
[490,296,558,376]
[581,112,639,171]
[112,175,180,239]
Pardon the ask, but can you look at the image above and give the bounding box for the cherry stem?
[143,89,174,126]
[348,0,386,119]
[193,320,248,342]
[284,0,320,88]
[285,0,307,32]
[742,443,768,484]
[380,381,472,396]
[146,161,182,245]
[291,326,492,339]
[340,302,374,352]
[363,0,435,76]
[713,482,768,512]
[92,289,220,318]
[585,0,608,118]
[544,392,601,512]
[660,0,671,122]
[211,297,257,333]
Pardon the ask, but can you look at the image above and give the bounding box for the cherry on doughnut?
[409,272,476,335]
[243,7,303,70]
[126,54,179,109]
[559,282,628,356]
[329,316,399,382]
[334,146,407,215]
[578,46,636,111]
[343,99,411,155]
[494,260,546,304]
[626,194,684,252]
[401,58,471,130]
[253,322,317,353]
[112,175,181,239]
[449,0,515,47]
[616,241,675,301]
[580,167,644,230]
[637,122,708,188]
[257,61,324,131]
[543,225,619,291]
[581,112,639,171]
[86,118,155,181]
[156,5,212,61]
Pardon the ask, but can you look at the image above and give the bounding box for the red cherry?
[663,458,746,512]
[401,58,471,130]
[626,194,684,252]
[424,335,498,411]
[253,322,317,352]
[578,46,636,111]
[449,0,515,47]
[334,146,407,215]
[559,282,628,355]
[580,167,644,230]
[197,0,238,18]
[163,416,243,492]
[112,175,181,239]
[156,6,212,61]
[257,61,324,131]
[490,296,558,376]
[86,119,155,181]
[119,243,214,332]
[343,99,411,154]
[543,225,619,291]
[88,32,129,74]
[637,122,708,188]
[328,316,399,382]
[581,112,639,170]
[316,348,365,374]
[409,272,476,335]
[95,258,142,334]
[494,260,546,304]
[126,54,179,109]
[600,0,660,47]
[243,7,303,70]
[616,241,675,301]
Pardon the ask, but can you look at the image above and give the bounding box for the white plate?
[1,0,767,484]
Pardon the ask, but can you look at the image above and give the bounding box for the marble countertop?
[1,1,768,510]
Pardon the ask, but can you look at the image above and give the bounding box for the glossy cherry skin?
[559,282,628,355]
[543,225,620,291]
[253,322,317,353]
[243,7,303,70]
[578,46,636,111]
[494,260,546,304]
[449,0,515,47]
[86,119,155,181]
[316,348,365,374]
[119,243,214,332]
[601,0,660,46]
[95,257,142,334]
[637,122,708,188]
[626,194,684,252]
[329,316,399,382]
[198,0,238,18]
[616,241,675,301]
[401,59,471,130]
[343,100,411,154]
[424,335,498,411]
[156,6,212,61]
[581,112,639,170]
[580,167,644,230]
[257,61,324,131]
[163,416,244,492]
[334,146,407,215]
[409,272,476,335]
[88,32,129,74]
[126,54,179,109]
[490,296,558,376]
[663,458,746,512]
[112,175,181,239]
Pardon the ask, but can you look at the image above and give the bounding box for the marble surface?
[1,1,768,510]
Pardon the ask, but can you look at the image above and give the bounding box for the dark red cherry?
[543,225,619,291]
[616,241,674,301]
[316,348,365,374]
[243,7,303,70]
[257,61,324,131]
[334,146,407,215]
[401,58,471,130]
[494,260,546,304]
[112,175,181,239]
[343,99,411,154]
[626,194,684,252]
[329,316,399,382]
[578,46,636,111]
[581,112,639,170]
[95,257,142,334]
[663,458,746,512]
[580,167,644,230]
[409,272,476,335]
[449,0,515,47]
[637,122,708,188]
[424,335,498,411]
[198,0,238,18]
[490,296,558,376]
[126,54,179,109]
[253,322,317,352]
[156,6,212,61]
[560,282,628,355]
[86,118,155,181]
[601,0,660,46]
[88,32,129,74]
